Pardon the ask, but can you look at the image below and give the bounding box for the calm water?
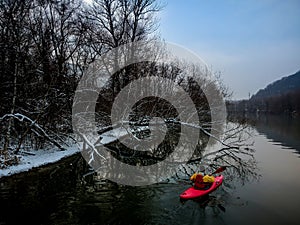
[1,115,300,225]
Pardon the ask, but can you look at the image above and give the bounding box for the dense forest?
[0,0,230,168]
[227,70,300,117]
[0,0,163,164]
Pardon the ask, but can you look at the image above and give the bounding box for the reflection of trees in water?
[98,122,259,186]
[230,113,300,154]
[180,195,226,214]
[174,122,259,186]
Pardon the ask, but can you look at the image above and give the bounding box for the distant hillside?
[227,70,300,116]
[251,70,300,99]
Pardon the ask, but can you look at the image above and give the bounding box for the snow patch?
[0,145,80,178]
[0,125,156,178]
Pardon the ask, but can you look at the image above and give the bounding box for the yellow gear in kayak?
[190,173,203,181]
[203,175,215,183]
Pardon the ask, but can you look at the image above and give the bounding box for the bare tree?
[0,0,34,157]
[0,0,164,167]
[0,0,85,160]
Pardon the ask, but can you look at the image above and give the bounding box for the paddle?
[210,166,227,175]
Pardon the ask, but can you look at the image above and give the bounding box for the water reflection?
[0,122,260,225]
[0,163,227,225]
[1,115,300,224]
[240,114,300,154]
[95,121,259,188]
[181,195,226,213]
[0,150,251,225]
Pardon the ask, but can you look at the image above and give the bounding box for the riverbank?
[0,122,148,179]
[0,121,193,179]
[0,145,80,178]
[0,127,123,179]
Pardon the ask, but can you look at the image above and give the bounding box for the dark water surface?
[1,116,300,225]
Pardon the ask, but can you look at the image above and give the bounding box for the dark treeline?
[1,0,228,167]
[0,0,162,162]
[227,70,300,118]
[227,89,300,117]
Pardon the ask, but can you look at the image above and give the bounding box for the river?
[1,115,300,225]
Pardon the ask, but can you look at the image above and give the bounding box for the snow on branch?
[0,113,66,150]
[80,133,106,162]
[180,122,240,150]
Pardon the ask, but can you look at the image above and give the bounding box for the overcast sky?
[159,0,300,99]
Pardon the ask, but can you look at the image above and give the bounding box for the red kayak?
[180,175,223,200]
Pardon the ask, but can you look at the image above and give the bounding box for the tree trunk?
[3,64,18,157]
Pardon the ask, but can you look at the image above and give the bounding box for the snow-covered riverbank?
[0,122,176,179]
[0,145,80,178]
[0,127,130,178]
